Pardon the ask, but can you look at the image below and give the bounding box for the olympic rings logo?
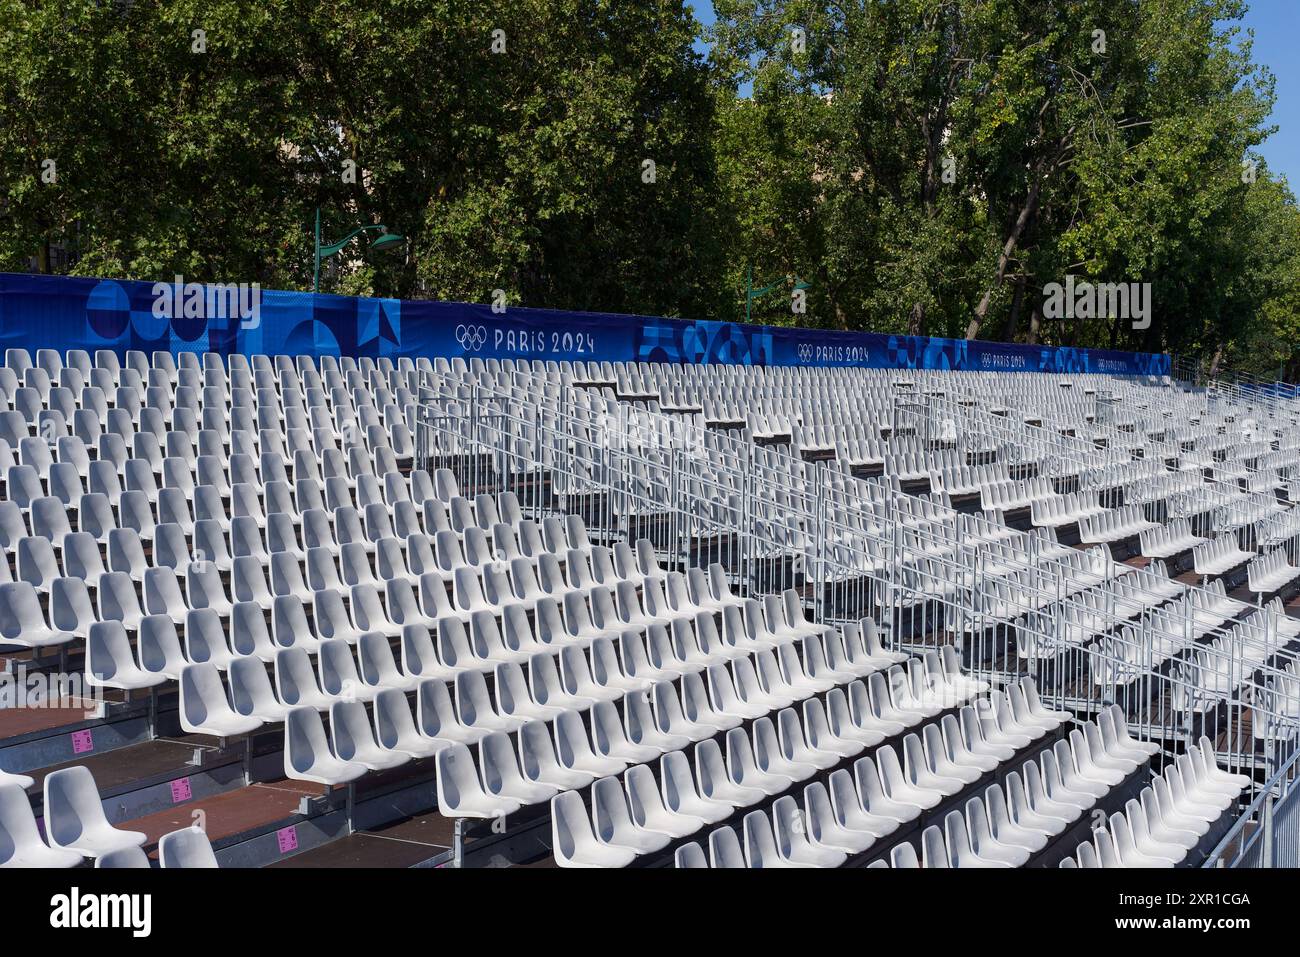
[455,324,488,351]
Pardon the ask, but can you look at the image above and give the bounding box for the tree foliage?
[0,0,1297,375]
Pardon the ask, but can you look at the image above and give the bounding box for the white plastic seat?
[705,663,767,721]
[311,590,362,646]
[96,845,151,869]
[185,607,241,669]
[551,789,636,868]
[659,750,732,824]
[985,777,1053,850]
[0,782,82,868]
[350,583,401,638]
[186,561,233,618]
[231,556,274,610]
[652,680,718,742]
[965,798,1031,866]
[143,566,190,624]
[1066,729,1126,788]
[921,723,981,785]
[180,662,262,737]
[675,842,709,868]
[874,745,941,811]
[437,742,521,820]
[357,631,419,692]
[771,794,847,867]
[468,609,524,665]
[725,726,794,796]
[780,704,843,769]
[591,775,671,855]
[753,715,818,783]
[455,669,525,735]
[1194,737,1251,791]
[118,616,179,686]
[478,731,557,806]
[845,755,917,827]
[803,779,878,854]
[625,763,707,839]
[49,577,98,638]
[0,581,66,648]
[416,677,483,745]
[284,705,367,786]
[330,699,408,771]
[274,647,336,711]
[84,619,162,692]
[681,671,743,732]
[939,809,1012,868]
[399,624,457,682]
[742,809,807,868]
[1108,810,1178,867]
[555,709,626,777]
[0,766,34,792]
[158,826,219,868]
[530,651,598,712]
[1043,745,1106,807]
[588,636,649,694]
[590,699,661,764]
[1124,797,1191,863]
[318,640,379,703]
[373,687,447,758]
[623,689,691,753]
[228,656,292,724]
[518,720,596,791]
[44,766,147,860]
[1139,788,1202,849]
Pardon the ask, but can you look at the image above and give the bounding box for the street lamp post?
[745,264,810,322]
[312,207,406,293]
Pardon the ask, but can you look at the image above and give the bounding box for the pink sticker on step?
[70,730,94,754]
[170,777,192,803]
[276,825,299,854]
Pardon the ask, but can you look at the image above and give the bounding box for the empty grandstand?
[1,283,1297,870]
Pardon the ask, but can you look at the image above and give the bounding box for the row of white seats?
[1061,738,1249,867]
[680,703,1152,868]
[0,767,217,868]
[1247,546,1300,597]
[565,677,1070,867]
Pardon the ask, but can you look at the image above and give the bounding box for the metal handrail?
[409,369,1300,774]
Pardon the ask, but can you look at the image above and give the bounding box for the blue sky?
[1239,0,1298,188]
[689,0,1298,188]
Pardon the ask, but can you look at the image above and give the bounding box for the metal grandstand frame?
[917,382,1291,531]
[1204,743,1300,867]
[411,370,1300,844]
[910,384,1300,597]
[1172,356,1300,425]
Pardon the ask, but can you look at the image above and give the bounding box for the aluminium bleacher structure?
[0,344,1288,868]
[412,356,1300,865]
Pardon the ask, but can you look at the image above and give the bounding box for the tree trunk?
[908,301,925,337]
[1208,342,1225,377]
[1001,273,1027,341]
[967,176,1041,340]
[1026,306,1041,345]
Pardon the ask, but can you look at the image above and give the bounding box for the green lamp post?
[745,264,810,322]
[312,207,406,293]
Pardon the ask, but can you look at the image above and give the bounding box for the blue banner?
[0,272,1170,376]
